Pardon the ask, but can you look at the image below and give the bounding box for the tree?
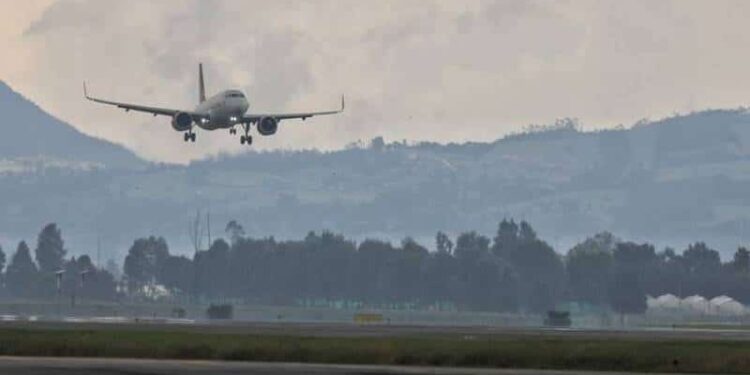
[608,242,653,321]
[733,247,750,274]
[453,231,512,310]
[435,231,453,255]
[0,244,6,290]
[35,223,66,274]
[63,255,117,301]
[160,255,194,294]
[123,236,169,291]
[0,244,6,275]
[681,242,722,297]
[491,219,519,258]
[728,247,750,304]
[490,220,565,313]
[609,270,647,320]
[356,239,399,303]
[396,238,429,302]
[6,241,38,298]
[193,239,231,299]
[225,220,245,244]
[454,232,490,262]
[566,233,616,306]
[507,237,565,313]
[683,242,721,274]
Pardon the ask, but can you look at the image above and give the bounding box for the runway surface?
[0,357,691,375]
[2,319,750,341]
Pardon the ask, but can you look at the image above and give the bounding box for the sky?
[2,0,750,163]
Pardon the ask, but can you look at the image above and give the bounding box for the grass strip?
[0,328,747,373]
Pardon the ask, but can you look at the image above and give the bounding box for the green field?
[0,327,748,373]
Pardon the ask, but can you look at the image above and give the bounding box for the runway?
[0,357,691,375]
[2,319,750,341]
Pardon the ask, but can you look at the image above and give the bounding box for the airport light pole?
[54,269,64,319]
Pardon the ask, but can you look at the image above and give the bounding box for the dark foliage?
[2,220,750,315]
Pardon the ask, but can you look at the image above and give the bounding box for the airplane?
[84,63,344,145]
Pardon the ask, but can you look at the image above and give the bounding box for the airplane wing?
[83,82,203,119]
[241,95,345,123]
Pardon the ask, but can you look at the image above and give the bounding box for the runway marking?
[0,357,695,375]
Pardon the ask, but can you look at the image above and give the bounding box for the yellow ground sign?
[353,313,384,324]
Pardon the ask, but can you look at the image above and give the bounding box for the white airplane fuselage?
[84,63,343,145]
[194,90,250,130]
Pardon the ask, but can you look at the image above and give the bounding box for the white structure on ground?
[682,295,710,314]
[709,295,745,316]
[647,294,746,316]
[647,294,681,310]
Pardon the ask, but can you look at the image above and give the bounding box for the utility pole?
[55,270,64,319]
[206,210,212,246]
[96,235,101,269]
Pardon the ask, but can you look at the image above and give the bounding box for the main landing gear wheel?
[184,132,196,142]
[240,135,253,145]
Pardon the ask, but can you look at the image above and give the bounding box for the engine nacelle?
[171,112,193,131]
[257,117,278,136]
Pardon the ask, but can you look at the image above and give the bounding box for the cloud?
[4,0,750,163]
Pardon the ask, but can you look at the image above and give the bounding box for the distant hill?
[0,81,143,169]
[171,110,750,256]
[2,86,750,259]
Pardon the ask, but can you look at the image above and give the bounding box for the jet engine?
[257,117,278,136]
[171,112,193,131]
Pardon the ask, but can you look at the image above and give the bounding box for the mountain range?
[2,81,750,260]
[0,81,142,169]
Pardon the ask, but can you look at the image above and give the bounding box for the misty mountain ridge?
[3,82,750,259]
[185,108,750,254]
[0,81,143,170]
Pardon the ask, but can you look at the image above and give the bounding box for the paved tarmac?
[0,357,692,375]
[2,319,750,341]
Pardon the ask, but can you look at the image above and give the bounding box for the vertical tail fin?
[198,63,206,103]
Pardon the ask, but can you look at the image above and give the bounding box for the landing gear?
[230,127,237,135]
[239,123,252,146]
[184,132,196,142]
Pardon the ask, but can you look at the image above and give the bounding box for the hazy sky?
[2,0,750,163]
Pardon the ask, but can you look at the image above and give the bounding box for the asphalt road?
[2,319,750,341]
[0,357,692,375]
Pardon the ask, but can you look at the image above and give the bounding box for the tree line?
[1,220,750,314]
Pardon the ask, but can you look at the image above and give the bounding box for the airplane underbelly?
[201,108,231,130]
[195,101,245,131]
[198,120,230,131]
